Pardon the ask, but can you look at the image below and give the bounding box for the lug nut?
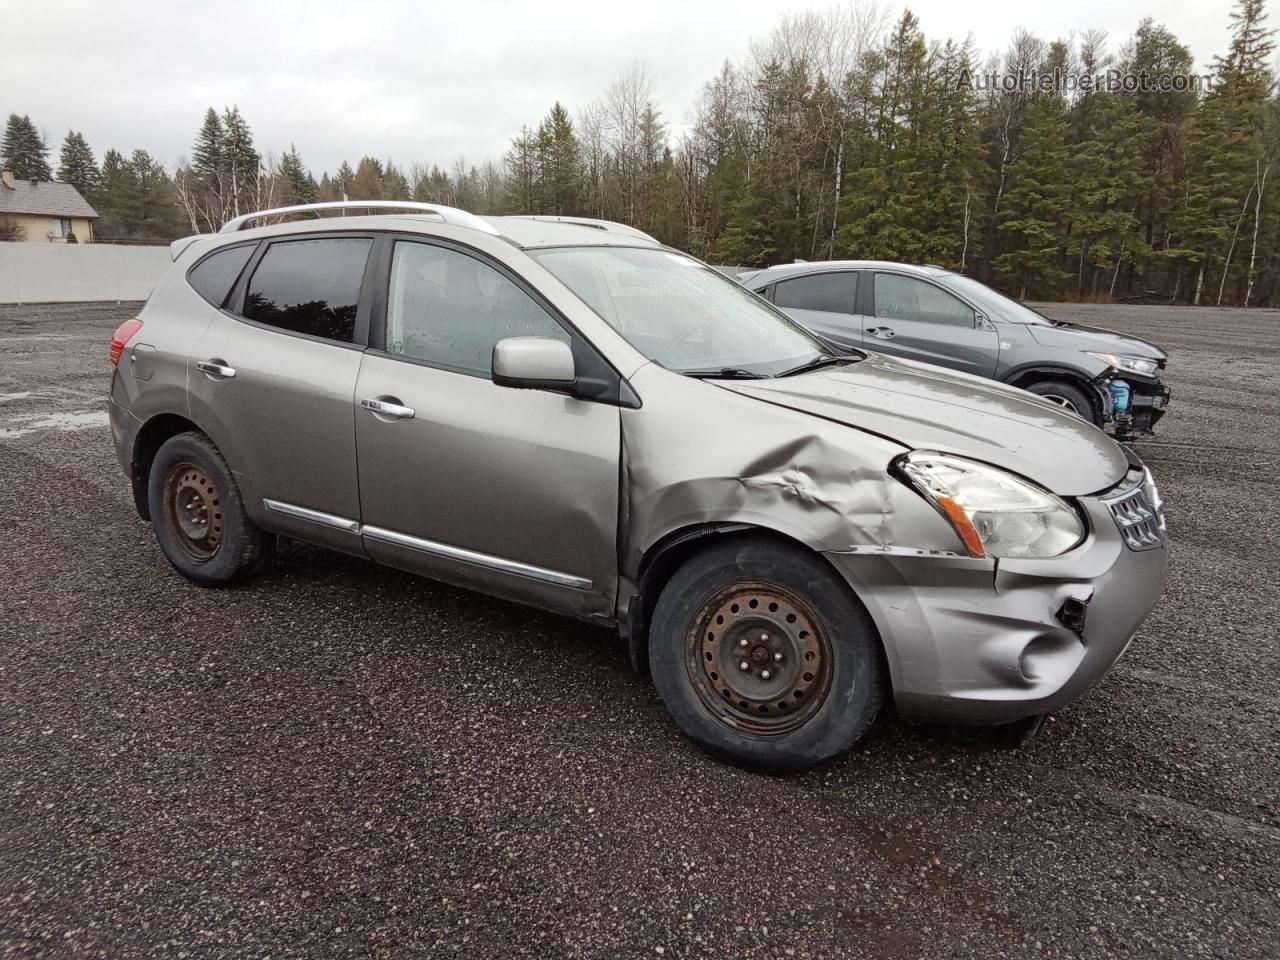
[739,660,750,672]
[774,652,784,662]
[738,637,749,648]
[759,633,769,641]
[761,670,772,680]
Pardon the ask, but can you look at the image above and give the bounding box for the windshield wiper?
[776,354,851,377]
[682,367,769,380]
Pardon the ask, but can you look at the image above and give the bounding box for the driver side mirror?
[491,337,577,392]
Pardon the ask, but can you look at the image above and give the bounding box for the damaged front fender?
[618,363,966,615]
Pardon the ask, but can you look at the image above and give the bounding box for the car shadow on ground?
[256,536,1037,765]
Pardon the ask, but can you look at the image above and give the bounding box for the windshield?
[943,274,1053,325]
[529,247,832,375]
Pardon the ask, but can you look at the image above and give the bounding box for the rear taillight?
[109,318,143,366]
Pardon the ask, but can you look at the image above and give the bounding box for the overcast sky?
[5,0,1232,177]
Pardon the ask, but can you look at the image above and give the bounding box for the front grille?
[1106,479,1166,551]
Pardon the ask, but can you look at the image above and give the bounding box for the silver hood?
[717,353,1128,496]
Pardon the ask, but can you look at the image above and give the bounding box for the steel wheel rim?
[163,462,223,562]
[684,580,834,735]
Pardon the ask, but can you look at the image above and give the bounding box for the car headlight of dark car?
[1087,352,1160,378]
[896,451,1086,559]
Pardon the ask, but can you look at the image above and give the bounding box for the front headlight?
[896,451,1085,559]
[1087,352,1159,377]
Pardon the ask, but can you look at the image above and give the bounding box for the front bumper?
[824,490,1167,724]
[1127,380,1170,433]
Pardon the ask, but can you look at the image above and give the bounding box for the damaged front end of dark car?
[1020,320,1171,439]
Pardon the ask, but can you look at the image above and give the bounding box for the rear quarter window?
[187,244,255,308]
[240,237,373,343]
[773,272,858,314]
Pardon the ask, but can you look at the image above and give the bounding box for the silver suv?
[109,202,1168,772]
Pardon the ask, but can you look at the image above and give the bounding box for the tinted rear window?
[241,238,372,342]
[188,244,254,307]
[773,272,858,314]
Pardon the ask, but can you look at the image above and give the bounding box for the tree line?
[1,0,1274,306]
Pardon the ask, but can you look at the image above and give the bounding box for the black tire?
[1025,380,1100,426]
[649,536,884,773]
[147,431,269,587]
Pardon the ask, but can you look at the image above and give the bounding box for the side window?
[188,244,255,308]
[386,240,569,376]
[874,273,974,328]
[774,272,858,314]
[241,237,372,342]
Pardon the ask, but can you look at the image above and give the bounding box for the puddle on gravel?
[0,410,108,438]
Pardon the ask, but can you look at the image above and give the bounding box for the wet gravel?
[0,301,1277,959]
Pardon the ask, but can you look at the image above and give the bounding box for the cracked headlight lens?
[1087,352,1159,377]
[897,451,1085,559]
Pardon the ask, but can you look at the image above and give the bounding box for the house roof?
[0,179,99,219]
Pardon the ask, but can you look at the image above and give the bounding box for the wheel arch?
[1001,364,1108,421]
[624,522,889,686]
[130,412,202,520]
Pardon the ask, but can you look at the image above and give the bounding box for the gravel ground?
[0,300,1276,959]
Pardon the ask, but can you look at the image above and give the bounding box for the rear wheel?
[649,537,884,773]
[147,431,268,586]
[1025,380,1100,426]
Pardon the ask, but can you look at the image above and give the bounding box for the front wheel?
[147,431,269,587]
[1024,380,1101,426]
[649,537,884,773]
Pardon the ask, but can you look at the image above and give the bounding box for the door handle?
[361,396,415,420]
[196,359,236,379]
[865,326,896,339]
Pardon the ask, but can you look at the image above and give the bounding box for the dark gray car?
[738,261,1171,437]
[108,203,1167,772]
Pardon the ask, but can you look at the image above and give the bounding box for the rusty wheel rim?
[163,462,223,562]
[684,580,834,735]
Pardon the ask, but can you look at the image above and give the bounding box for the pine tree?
[128,149,183,239]
[57,131,99,194]
[838,12,936,262]
[220,107,259,216]
[350,156,385,200]
[536,103,580,214]
[1125,20,1197,297]
[192,108,224,178]
[334,162,355,200]
[279,144,318,205]
[1175,0,1275,304]
[95,149,138,240]
[1,114,53,181]
[1069,92,1154,297]
[717,178,778,266]
[382,161,410,201]
[505,126,539,212]
[995,92,1072,298]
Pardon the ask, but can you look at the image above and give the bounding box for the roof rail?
[219,201,501,236]
[503,215,659,243]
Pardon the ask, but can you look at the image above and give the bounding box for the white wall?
[0,243,172,303]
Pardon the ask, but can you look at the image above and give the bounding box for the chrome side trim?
[262,499,360,534]
[362,525,593,591]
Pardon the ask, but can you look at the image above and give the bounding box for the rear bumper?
[108,388,145,517]
[824,495,1167,724]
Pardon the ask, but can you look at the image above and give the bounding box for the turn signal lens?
[109,318,143,365]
